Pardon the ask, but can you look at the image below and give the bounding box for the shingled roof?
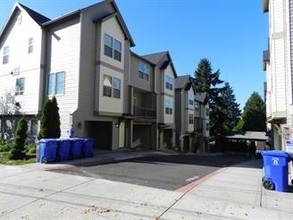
[143,51,168,64]
[175,75,191,89]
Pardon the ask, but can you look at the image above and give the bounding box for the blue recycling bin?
[83,138,95,158]
[38,139,59,163]
[262,150,291,192]
[71,138,84,159]
[58,139,72,161]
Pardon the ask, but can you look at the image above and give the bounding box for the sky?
[0,0,268,110]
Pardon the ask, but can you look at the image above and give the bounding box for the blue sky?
[0,0,267,110]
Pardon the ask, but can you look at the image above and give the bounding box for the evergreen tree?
[38,99,51,139]
[194,58,224,136]
[51,97,61,138]
[219,82,241,132]
[241,92,266,131]
[38,97,61,139]
[9,117,28,160]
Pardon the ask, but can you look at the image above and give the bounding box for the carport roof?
[225,131,268,141]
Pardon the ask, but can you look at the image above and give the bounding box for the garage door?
[133,125,151,149]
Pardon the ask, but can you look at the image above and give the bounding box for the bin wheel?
[42,157,48,164]
[263,180,275,190]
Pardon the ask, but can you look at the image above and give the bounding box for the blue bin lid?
[39,138,55,143]
[261,150,291,158]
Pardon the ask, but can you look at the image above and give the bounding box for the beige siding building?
[263,0,293,151]
[0,0,210,151]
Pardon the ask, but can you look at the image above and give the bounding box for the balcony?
[133,89,156,119]
[134,106,156,118]
[263,50,270,71]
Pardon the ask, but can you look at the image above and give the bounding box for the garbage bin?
[38,139,59,163]
[58,139,72,161]
[262,150,291,192]
[71,138,84,159]
[83,138,95,158]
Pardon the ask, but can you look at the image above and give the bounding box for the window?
[189,114,194,124]
[206,122,209,131]
[48,72,65,96]
[113,78,121,98]
[104,34,113,58]
[29,119,38,136]
[3,46,9,64]
[17,15,22,25]
[104,34,122,61]
[188,94,194,106]
[12,67,20,76]
[28,37,33,53]
[103,75,112,97]
[114,39,122,61]
[165,100,173,114]
[165,75,173,90]
[138,62,150,81]
[206,108,209,117]
[195,102,199,112]
[15,77,25,96]
[103,75,121,99]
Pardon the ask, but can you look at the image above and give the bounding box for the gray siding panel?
[130,54,152,92]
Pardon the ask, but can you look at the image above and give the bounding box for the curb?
[176,168,226,193]
[44,157,118,171]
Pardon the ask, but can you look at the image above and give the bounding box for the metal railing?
[134,106,156,118]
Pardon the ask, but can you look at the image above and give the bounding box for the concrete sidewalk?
[0,153,292,219]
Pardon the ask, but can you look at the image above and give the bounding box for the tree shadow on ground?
[122,153,261,169]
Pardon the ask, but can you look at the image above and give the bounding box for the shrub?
[9,117,28,160]
[25,143,36,154]
[0,143,12,152]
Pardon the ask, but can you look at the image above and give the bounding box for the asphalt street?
[49,153,253,191]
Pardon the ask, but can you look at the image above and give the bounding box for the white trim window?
[188,114,194,124]
[103,75,121,99]
[165,100,173,114]
[113,77,121,98]
[195,102,199,112]
[188,94,194,106]
[28,37,34,53]
[165,75,173,90]
[104,34,122,61]
[15,77,25,96]
[103,75,112,97]
[138,62,150,81]
[3,46,9,64]
[48,72,65,96]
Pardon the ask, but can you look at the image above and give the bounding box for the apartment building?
[194,93,209,152]
[0,0,178,150]
[143,51,177,150]
[263,0,293,151]
[174,75,210,152]
[175,75,196,152]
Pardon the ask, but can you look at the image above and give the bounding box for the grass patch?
[0,152,36,165]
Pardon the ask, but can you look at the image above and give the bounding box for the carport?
[217,131,268,152]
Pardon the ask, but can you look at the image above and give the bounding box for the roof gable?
[18,3,50,25]
[143,51,178,77]
[0,3,50,44]
[175,75,191,89]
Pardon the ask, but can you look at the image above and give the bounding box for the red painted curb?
[176,168,226,193]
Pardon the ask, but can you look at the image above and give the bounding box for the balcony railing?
[134,106,156,118]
